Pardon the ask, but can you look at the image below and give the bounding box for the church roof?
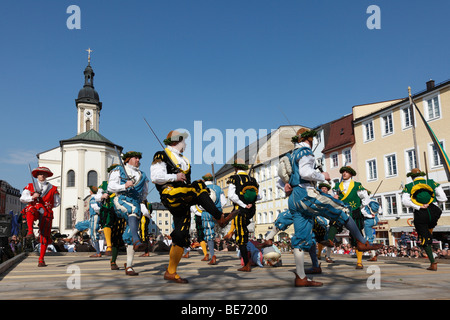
[60,129,122,149]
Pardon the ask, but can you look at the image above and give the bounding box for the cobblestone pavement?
[1,251,449,303]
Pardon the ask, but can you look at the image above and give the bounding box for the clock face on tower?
[84,109,92,118]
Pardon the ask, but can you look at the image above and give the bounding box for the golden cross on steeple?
[86,48,93,64]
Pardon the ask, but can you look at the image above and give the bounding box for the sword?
[371,180,384,197]
[28,164,41,201]
[211,162,216,185]
[143,117,185,182]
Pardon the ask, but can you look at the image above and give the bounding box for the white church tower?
[76,48,102,134]
[37,49,122,235]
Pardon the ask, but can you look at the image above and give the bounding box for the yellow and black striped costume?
[152,151,223,248]
[228,173,259,246]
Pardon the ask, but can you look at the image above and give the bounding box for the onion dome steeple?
[76,48,102,109]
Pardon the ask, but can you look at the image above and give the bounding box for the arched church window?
[87,170,98,187]
[67,170,75,187]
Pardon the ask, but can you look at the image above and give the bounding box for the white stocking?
[126,245,135,268]
[293,248,305,279]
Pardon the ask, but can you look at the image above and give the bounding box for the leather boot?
[89,253,102,258]
[38,261,47,267]
[201,254,210,261]
[216,210,239,228]
[427,262,438,271]
[238,261,252,272]
[294,272,323,287]
[356,240,383,252]
[124,264,139,276]
[110,262,120,270]
[208,255,217,265]
[320,239,335,248]
[164,270,189,283]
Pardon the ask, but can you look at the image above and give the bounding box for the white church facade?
[37,56,122,235]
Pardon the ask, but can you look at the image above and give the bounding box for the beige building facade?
[353,80,450,246]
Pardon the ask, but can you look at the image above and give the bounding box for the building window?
[430,141,444,167]
[382,113,394,136]
[363,121,374,142]
[331,152,339,168]
[87,170,98,187]
[385,194,398,215]
[65,208,74,229]
[367,159,377,181]
[343,148,352,165]
[426,96,440,120]
[405,149,417,172]
[66,170,75,187]
[385,154,397,177]
[402,106,413,129]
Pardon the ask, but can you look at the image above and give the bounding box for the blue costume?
[362,200,380,245]
[111,165,149,246]
[287,147,351,251]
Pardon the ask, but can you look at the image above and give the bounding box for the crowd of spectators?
[2,230,449,263]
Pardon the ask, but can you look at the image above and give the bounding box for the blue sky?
[1,1,449,203]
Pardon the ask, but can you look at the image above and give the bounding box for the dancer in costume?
[151,130,235,283]
[362,196,382,261]
[97,166,127,270]
[97,180,113,256]
[281,128,382,287]
[20,167,60,267]
[87,186,103,257]
[108,151,149,276]
[197,172,227,265]
[139,201,152,257]
[227,158,260,272]
[315,183,331,264]
[401,168,447,271]
[331,166,372,269]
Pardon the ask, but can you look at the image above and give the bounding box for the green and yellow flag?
[409,88,450,182]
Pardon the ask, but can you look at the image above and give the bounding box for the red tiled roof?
[322,114,354,153]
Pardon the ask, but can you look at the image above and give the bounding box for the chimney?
[426,79,435,91]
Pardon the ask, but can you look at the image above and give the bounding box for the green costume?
[332,180,366,246]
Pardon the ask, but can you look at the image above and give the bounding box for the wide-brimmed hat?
[32,167,53,178]
[339,166,356,176]
[291,128,317,144]
[163,130,189,145]
[122,151,142,163]
[202,173,214,181]
[89,186,98,194]
[407,168,426,179]
[232,158,248,170]
[318,182,331,190]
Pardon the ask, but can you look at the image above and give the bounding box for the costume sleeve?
[53,192,61,208]
[401,192,421,211]
[107,169,127,193]
[435,185,448,203]
[357,189,371,206]
[298,154,325,182]
[90,201,101,214]
[150,160,177,185]
[20,188,33,204]
[220,191,227,208]
[93,190,104,202]
[227,182,247,209]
